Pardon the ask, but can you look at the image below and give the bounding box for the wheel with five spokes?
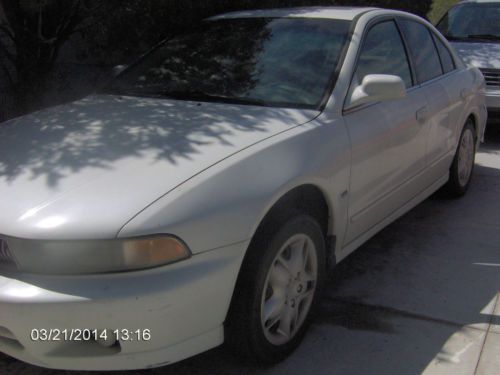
[225,214,326,364]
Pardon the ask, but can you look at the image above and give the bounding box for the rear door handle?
[416,106,429,123]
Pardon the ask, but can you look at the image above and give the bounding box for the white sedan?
[0,6,487,371]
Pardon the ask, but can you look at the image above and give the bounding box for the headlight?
[1,235,191,275]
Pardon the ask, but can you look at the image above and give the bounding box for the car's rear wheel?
[225,214,326,364]
[443,120,476,197]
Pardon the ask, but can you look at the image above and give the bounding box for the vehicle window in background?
[354,21,413,88]
[436,2,500,41]
[105,18,351,109]
[399,20,443,83]
[433,34,456,74]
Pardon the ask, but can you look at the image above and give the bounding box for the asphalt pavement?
[2,125,499,375]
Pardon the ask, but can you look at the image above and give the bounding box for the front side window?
[399,20,443,84]
[354,21,413,88]
[436,2,500,42]
[105,18,351,109]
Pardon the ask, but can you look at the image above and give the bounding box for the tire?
[443,120,477,198]
[225,214,326,364]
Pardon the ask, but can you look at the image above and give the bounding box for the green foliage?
[428,0,458,24]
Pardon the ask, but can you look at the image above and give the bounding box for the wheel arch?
[240,183,335,282]
[253,183,332,237]
[224,183,334,335]
[467,113,480,141]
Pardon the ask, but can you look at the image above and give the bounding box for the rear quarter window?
[433,34,456,74]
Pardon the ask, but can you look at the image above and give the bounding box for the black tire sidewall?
[449,121,476,196]
[228,214,326,364]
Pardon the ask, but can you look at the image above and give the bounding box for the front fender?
[117,117,351,254]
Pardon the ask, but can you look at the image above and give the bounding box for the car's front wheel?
[225,214,326,364]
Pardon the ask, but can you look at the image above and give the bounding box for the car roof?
[458,0,500,3]
[209,6,378,21]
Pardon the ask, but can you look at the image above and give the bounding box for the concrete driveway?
[1,128,499,375]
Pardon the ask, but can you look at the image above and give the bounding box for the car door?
[431,32,465,161]
[342,20,429,245]
[431,31,475,166]
[398,19,456,179]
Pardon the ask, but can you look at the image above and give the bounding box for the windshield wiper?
[100,87,156,97]
[467,34,500,41]
[101,87,270,107]
[151,90,270,107]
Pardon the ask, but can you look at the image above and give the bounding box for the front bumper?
[0,241,247,370]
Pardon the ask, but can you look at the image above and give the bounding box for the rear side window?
[433,34,456,74]
[398,19,443,83]
[354,21,413,88]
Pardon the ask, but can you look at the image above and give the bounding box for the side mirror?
[347,74,406,108]
[112,64,128,77]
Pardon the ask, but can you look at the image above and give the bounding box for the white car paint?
[0,95,318,241]
[0,7,487,370]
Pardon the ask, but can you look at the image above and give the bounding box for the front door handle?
[416,106,429,123]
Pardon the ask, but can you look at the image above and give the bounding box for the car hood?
[0,95,319,240]
[451,41,500,69]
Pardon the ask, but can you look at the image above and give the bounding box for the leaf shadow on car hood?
[0,94,319,239]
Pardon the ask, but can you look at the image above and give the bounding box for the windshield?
[437,2,500,42]
[104,18,351,109]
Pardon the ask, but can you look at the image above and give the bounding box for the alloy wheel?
[260,234,318,346]
[457,128,475,187]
